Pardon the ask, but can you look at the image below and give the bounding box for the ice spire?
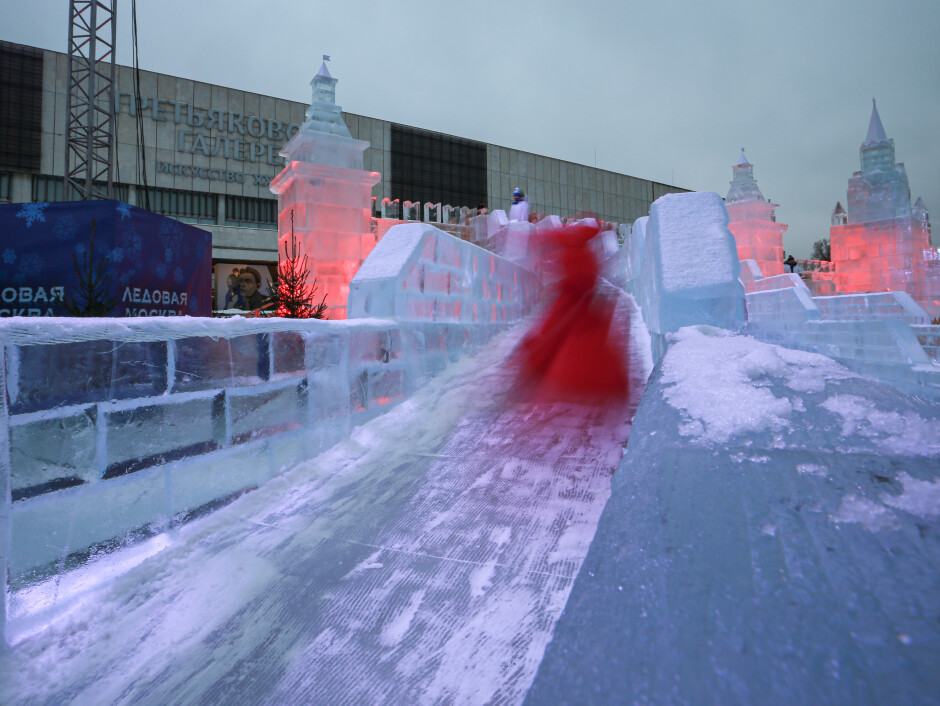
[726,148,764,204]
[301,54,352,138]
[865,98,888,145]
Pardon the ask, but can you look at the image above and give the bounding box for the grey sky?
[3,0,938,258]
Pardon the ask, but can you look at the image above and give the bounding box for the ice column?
[725,149,787,277]
[637,192,746,360]
[269,58,381,319]
[830,100,934,314]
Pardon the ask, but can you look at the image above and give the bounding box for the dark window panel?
[0,42,43,172]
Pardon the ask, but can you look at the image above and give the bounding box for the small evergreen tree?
[266,210,328,319]
[811,238,831,261]
[58,218,117,316]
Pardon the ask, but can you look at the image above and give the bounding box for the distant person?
[784,255,803,275]
[477,201,489,216]
[236,267,266,311]
[224,267,243,309]
[509,188,530,222]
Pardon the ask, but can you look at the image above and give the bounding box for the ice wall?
[746,287,940,401]
[618,192,746,362]
[346,223,540,323]
[0,232,540,643]
[0,320,483,583]
[526,327,940,705]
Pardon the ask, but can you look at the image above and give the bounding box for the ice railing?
[0,224,540,641]
[742,267,940,400]
[347,222,541,322]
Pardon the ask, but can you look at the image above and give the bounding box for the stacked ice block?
[346,222,540,324]
[831,219,932,302]
[630,191,747,362]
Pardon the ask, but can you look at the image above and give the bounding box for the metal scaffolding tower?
[64,0,117,200]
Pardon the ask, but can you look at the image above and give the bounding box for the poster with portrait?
[214,262,276,310]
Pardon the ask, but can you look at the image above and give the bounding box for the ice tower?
[725,150,786,276]
[269,57,381,319]
[830,100,935,310]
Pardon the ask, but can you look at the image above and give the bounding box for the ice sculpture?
[346,222,540,323]
[725,149,787,276]
[633,191,746,360]
[830,100,935,314]
[269,57,381,319]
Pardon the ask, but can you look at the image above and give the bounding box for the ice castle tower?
[725,149,787,276]
[269,57,381,319]
[830,100,935,312]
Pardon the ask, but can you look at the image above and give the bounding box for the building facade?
[0,41,687,290]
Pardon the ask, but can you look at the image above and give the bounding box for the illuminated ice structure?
[830,100,937,316]
[725,149,786,277]
[269,57,380,319]
[0,187,938,704]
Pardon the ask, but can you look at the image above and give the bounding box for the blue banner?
[0,200,212,317]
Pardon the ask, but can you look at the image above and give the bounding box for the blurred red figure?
[516,221,629,402]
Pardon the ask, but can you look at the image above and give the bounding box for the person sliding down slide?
[514,220,629,403]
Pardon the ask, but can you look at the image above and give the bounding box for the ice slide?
[0,307,650,705]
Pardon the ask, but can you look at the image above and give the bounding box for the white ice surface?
[654,192,735,291]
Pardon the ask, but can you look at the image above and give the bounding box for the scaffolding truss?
[65,0,117,200]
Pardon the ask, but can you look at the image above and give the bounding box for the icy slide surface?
[527,327,940,706]
[0,325,639,706]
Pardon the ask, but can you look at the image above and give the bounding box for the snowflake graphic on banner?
[110,247,125,264]
[174,266,184,284]
[115,202,132,219]
[18,252,43,277]
[155,262,167,278]
[16,203,49,228]
[2,249,16,265]
[122,230,142,253]
[53,215,79,242]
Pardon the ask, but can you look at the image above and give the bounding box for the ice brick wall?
[747,317,940,401]
[346,223,541,323]
[813,291,931,325]
[0,315,510,633]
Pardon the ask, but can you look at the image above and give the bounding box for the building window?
[225,195,277,229]
[0,42,43,172]
[143,186,217,224]
[390,125,487,210]
[31,174,129,203]
[0,172,11,201]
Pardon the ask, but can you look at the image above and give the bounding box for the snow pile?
[660,325,854,443]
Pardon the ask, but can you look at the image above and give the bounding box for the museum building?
[0,40,687,285]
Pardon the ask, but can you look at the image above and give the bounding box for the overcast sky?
[4,0,938,257]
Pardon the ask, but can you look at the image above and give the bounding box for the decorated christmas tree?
[267,210,328,319]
